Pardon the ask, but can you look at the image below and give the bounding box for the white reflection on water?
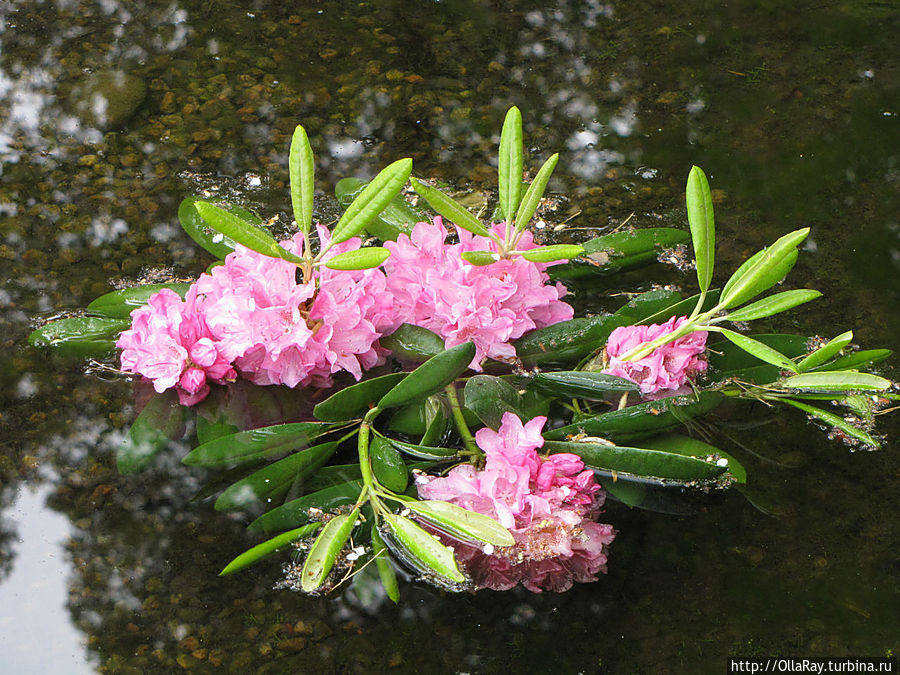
[0,487,97,675]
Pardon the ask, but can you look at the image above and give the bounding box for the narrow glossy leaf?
[371,527,400,603]
[544,439,727,483]
[248,480,363,533]
[378,342,476,409]
[386,437,460,460]
[289,124,315,235]
[118,390,184,474]
[461,250,500,266]
[87,283,191,318]
[194,201,305,265]
[219,523,322,576]
[544,391,724,443]
[719,228,809,309]
[404,500,514,547]
[370,435,409,492]
[324,246,391,270]
[182,422,334,468]
[301,508,359,592]
[410,178,491,237]
[645,434,746,483]
[381,513,466,584]
[335,177,425,241]
[463,374,529,429]
[599,477,647,507]
[519,244,584,263]
[214,442,339,511]
[550,227,690,279]
[638,289,721,327]
[797,331,853,372]
[717,328,799,373]
[380,324,445,364]
[531,371,638,399]
[196,414,240,447]
[779,371,893,393]
[178,197,263,259]
[613,289,683,324]
[301,464,363,492]
[814,348,892,372]
[28,316,132,357]
[514,315,624,366]
[498,106,524,226]
[514,153,559,232]
[725,289,822,323]
[420,395,451,446]
[780,398,881,448]
[330,158,413,246]
[685,166,715,292]
[314,373,407,422]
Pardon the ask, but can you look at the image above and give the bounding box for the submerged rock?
[69,70,147,130]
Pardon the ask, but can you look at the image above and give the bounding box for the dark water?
[1,1,898,673]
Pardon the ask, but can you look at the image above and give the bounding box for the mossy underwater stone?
[70,70,147,130]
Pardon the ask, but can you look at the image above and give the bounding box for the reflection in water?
[0,487,96,674]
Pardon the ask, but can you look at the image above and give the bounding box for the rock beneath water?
[70,70,147,130]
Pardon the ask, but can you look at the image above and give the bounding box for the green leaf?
[289,124,315,235]
[717,328,799,373]
[514,315,624,366]
[779,371,893,393]
[685,166,715,293]
[214,442,339,511]
[461,250,500,266]
[28,316,131,358]
[330,158,413,246]
[403,500,514,547]
[531,371,638,400]
[613,289,684,324]
[719,228,809,309]
[498,106,524,227]
[519,244,584,263]
[706,333,809,384]
[644,434,746,483]
[86,283,191,318]
[550,227,691,280]
[219,523,322,576]
[725,289,822,323]
[780,399,881,448]
[335,177,425,241]
[194,201,305,265]
[248,480,363,534]
[178,197,263,259]
[381,513,466,584]
[182,422,334,468]
[117,390,184,474]
[380,324,445,364]
[514,153,559,232]
[544,391,724,443]
[385,437,460,460]
[813,348,892,372]
[463,375,530,429]
[370,435,409,492]
[420,396,452,446]
[378,342,476,409]
[313,373,407,422]
[410,178,491,238]
[301,508,359,592]
[323,246,391,270]
[599,477,647,507]
[544,439,727,483]
[371,527,400,603]
[797,331,853,372]
[638,289,721,327]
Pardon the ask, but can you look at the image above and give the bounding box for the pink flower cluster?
[116,226,394,404]
[602,316,708,395]
[384,218,574,369]
[417,412,615,593]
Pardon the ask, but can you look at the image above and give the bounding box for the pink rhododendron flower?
[602,316,708,395]
[417,412,615,593]
[116,287,235,405]
[383,218,573,370]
